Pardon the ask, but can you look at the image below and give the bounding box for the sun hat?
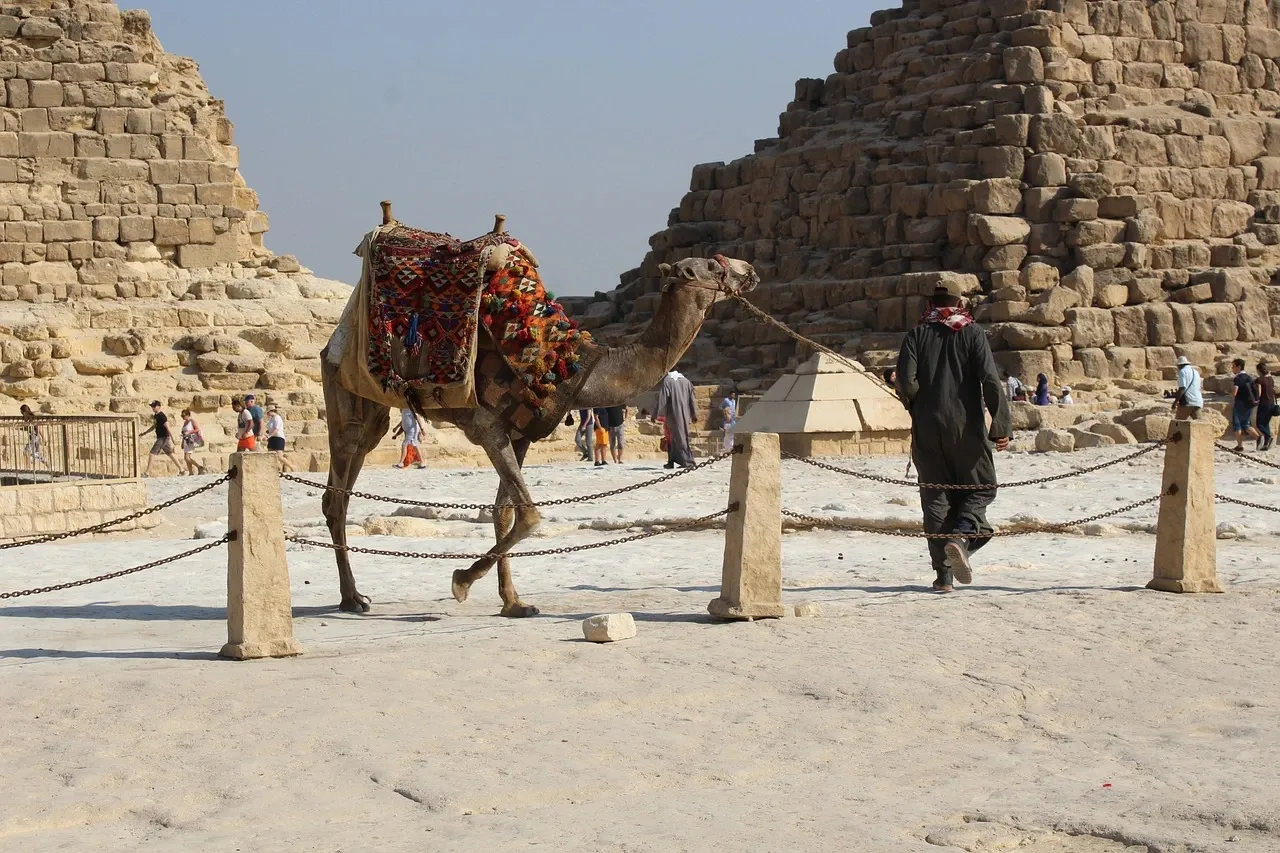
[1175,355,1191,366]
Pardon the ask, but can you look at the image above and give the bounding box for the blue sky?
[143,1,881,294]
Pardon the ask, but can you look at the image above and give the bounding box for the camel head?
[657,256,758,313]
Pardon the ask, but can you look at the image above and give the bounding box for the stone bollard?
[709,432,786,620]
[220,452,303,659]
[1149,420,1222,594]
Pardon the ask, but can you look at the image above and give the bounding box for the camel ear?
[658,263,671,278]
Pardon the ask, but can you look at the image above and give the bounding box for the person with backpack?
[1230,358,1261,451]
[1255,362,1276,452]
[245,394,265,450]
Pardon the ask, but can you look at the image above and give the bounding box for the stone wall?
[568,0,1280,395]
[0,0,355,470]
[0,475,146,540]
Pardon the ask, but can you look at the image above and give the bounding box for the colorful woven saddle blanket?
[475,257,596,439]
[364,225,595,429]
[366,225,511,405]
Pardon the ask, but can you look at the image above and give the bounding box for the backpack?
[1248,376,1261,406]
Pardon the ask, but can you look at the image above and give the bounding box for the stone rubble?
[581,612,638,643]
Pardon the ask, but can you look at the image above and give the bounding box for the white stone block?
[582,613,637,643]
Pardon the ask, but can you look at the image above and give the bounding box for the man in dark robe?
[895,280,1011,592]
[656,369,697,469]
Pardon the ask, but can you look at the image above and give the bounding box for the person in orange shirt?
[232,397,256,451]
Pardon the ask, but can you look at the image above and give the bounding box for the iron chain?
[1215,442,1280,472]
[279,447,737,511]
[1215,493,1280,514]
[781,491,1165,539]
[0,534,232,600]
[285,504,736,559]
[783,441,1165,491]
[0,471,234,551]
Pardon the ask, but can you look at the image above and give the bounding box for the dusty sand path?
[2,447,1277,852]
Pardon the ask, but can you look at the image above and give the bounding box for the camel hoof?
[451,570,471,604]
[339,593,372,614]
[500,602,540,618]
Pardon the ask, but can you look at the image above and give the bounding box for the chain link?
[1215,442,1280,472]
[781,491,1165,539]
[0,534,232,600]
[1215,493,1280,514]
[783,441,1164,491]
[0,472,234,551]
[285,504,736,559]
[279,448,736,511]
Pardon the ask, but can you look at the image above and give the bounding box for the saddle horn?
[492,213,506,235]
[380,200,394,226]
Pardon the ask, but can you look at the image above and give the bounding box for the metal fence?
[0,415,137,485]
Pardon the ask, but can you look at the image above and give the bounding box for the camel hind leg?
[320,354,391,613]
[450,412,540,616]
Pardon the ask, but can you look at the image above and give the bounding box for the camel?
[318,211,758,616]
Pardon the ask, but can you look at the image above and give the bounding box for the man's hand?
[994,437,1010,451]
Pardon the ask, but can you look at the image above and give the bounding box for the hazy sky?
[143,1,880,295]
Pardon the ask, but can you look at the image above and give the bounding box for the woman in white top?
[264,406,294,472]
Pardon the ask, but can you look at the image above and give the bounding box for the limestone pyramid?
[0,1,353,470]
[736,352,911,456]
[570,0,1280,397]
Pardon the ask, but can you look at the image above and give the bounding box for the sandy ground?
[2,445,1279,853]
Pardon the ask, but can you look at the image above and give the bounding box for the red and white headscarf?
[920,306,974,331]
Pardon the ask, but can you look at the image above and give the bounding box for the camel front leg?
[320,356,390,613]
[451,415,540,616]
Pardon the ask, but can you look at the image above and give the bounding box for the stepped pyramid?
[0,0,351,469]
[569,0,1280,396]
[735,352,912,456]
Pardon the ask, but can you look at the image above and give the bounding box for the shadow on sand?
[0,648,221,661]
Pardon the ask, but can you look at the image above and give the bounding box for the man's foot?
[931,580,954,593]
[944,540,972,585]
[663,462,676,469]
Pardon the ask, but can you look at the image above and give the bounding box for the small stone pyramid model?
[0,1,354,471]
[736,352,911,455]
[569,0,1280,397]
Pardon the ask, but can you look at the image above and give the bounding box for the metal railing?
[0,415,137,485]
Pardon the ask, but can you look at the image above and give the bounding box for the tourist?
[265,405,294,472]
[140,400,182,477]
[656,368,697,469]
[720,391,738,453]
[18,404,47,469]
[1255,362,1276,452]
[574,408,595,462]
[244,394,265,450]
[592,407,609,466]
[1033,373,1051,406]
[1230,358,1260,451]
[605,404,626,463]
[1172,356,1203,420]
[392,406,426,470]
[232,397,256,452]
[894,279,1011,593]
[637,408,650,421]
[179,409,207,476]
[1004,371,1023,402]
[1058,386,1074,405]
